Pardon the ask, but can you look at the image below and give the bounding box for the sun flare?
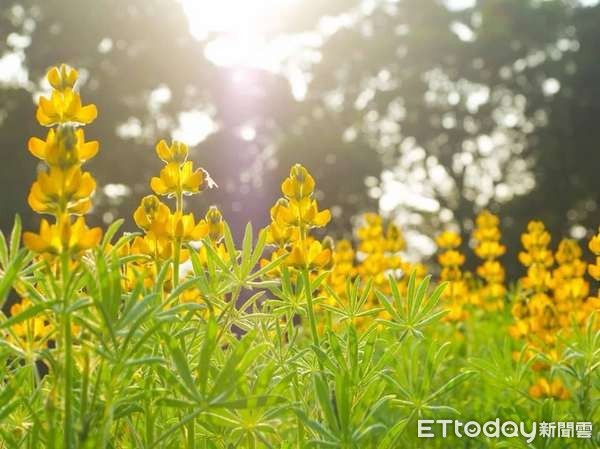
[180,0,300,69]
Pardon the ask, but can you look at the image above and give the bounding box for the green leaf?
[0,248,27,307]
[212,394,286,410]
[378,417,409,449]
[101,218,124,249]
[0,229,7,267]
[164,334,201,401]
[9,214,22,258]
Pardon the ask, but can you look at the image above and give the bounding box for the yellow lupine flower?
[438,250,465,267]
[436,230,461,249]
[46,63,78,91]
[5,299,53,352]
[28,127,98,168]
[155,139,189,164]
[474,240,505,259]
[23,216,102,256]
[281,164,316,200]
[265,221,299,247]
[130,235,172,262]
[270,198,331,230]
[477,260,505,284]
[151,161,211,197]
[36,88,97,127]
[168,211,207,242]
[28,167,96,216]
[286,239,332,271]
[133,195,170,235]
[200,206,225,244]
[521,221,551,249]
[528,377,569,400]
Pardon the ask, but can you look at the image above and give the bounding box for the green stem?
[173,237,182,288]
[61,251,74,449]
[301,269,319,347]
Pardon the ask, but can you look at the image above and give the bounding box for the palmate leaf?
[375,271,447,338]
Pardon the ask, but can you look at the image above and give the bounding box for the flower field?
[0,65,599,448]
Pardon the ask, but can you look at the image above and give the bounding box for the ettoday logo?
[417,419,594,443]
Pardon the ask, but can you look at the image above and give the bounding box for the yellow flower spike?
[28,126,99,168]
[437,229,469,322]
[133,195,170,234]
[36,88,98,127]
[47,64,78,91]
[151,161,213,197]
[281,164,315,200]
[23,216,102,256]
[436,230,461,249]
[155,140,189,165]
[472,210,506,311]
[28,167,96,216]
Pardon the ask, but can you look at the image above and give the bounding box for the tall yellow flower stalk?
[472,210,506,312]
[355,214,423,320]
[510,221,554,343]
[263,164,332,273]
[263,164,332,344]
[356,214,395,292]
[23,64,102,258]
[131,140,217,288]
[552,239,589,327]
[511,221,570,400]
[328,239,356,297]
[436,230,469,322]
[19,63,102,446]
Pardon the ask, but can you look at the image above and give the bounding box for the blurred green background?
[1,0,599,277]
